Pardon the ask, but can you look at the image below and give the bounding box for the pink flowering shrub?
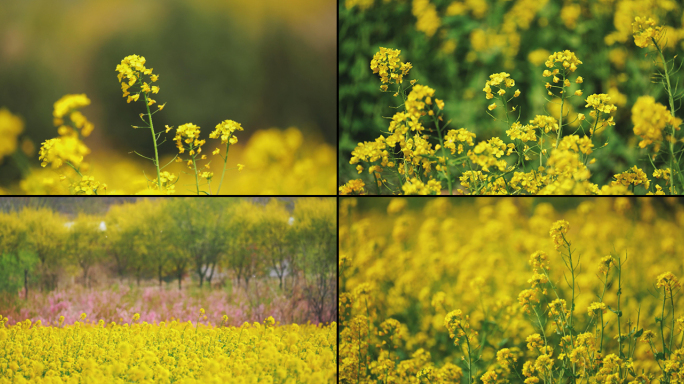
[1,279,329,326]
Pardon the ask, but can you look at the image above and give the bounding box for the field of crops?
[0,197,337,382]
[339,0,684,195]
[339,197,684,383]
[0,314,337,383]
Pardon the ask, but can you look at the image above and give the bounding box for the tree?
[224,200,265,290]
[172,199,231,288]
[0,250,39,299]
[293,198,336,323]
[257,200,293,290]
[138,199,172,289]
[66,214,105,288]
[0,210,37,298]
[20,207,67,292]
[165,199,194,290]
[106,204,141,281]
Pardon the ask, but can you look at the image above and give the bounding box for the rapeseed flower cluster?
[584,94,618,135]
[483,72,517,100]
[173,123,204,156]
[370,47,412,88]
[632,17,663,48]
[114,55,247,195]
[656,272,681,293]
[506,122,536,143]
[412,0,440,38]
[343,49,476,195]
[544,50,582,73]
[4,53,323,195]
[612,166,651,191]
[401,177,441,195]
[37,95,97,193]
[340,197,684,384]
[115,55,160,106]
[69,175,106,195]
[210,120,243,146]
[0,314,336,383]
[5,124,328,195]
[38,135,90,170]
[341,8,684,195]
[444,128,476,155]
[53,94,94,137]
[0,108,24,163]
[632,96,681,153]
[343,48,666,195]
[338,179,366,195]
[549,219,569,250]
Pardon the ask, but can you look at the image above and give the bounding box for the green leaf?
[606,305,622,317]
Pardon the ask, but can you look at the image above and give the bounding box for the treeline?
[0,197,336,322]
[0,197,143,216]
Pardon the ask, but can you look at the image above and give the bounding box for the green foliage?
[0,250,39,294]
[292,198,336,322]
[66,214,106,287]
[0,196,336,323]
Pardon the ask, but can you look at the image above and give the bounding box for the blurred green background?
[343,195,684,214]
[0,0,335,185]
[339,0,684,189]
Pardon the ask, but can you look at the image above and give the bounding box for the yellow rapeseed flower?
[209,120,244,145]
[370,47,412,85]
[632,17,663,48]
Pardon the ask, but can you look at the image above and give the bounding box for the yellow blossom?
[209,120,244,145]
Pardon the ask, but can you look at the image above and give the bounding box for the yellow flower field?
[340,197,684,383]
[0,315,337,383]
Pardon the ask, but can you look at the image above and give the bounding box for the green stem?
[192,151,200,195]
[463,330,472,384]
[357,327,362,384]
[141,89,162,191]
[65,161,98,195]
[654,39,683,194]
[215,142,231,195]
[565,239,576,333]
[365,298,372,378]
[617,256,623,359]
[670,291,676,355]
[65,161,84,178]
[598,273,609,353]
[555,74,566,149]
[512,365,526,384]
[584,111,601,166]
[599,310,605,353]
[399,85,410,184]
[431,114,452,194]
[372,171,381,195]
[560,234,577,384]
[648,340,668,381]
[661,287,668,359]
[539,132,544,168]
[533,308,548,346]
